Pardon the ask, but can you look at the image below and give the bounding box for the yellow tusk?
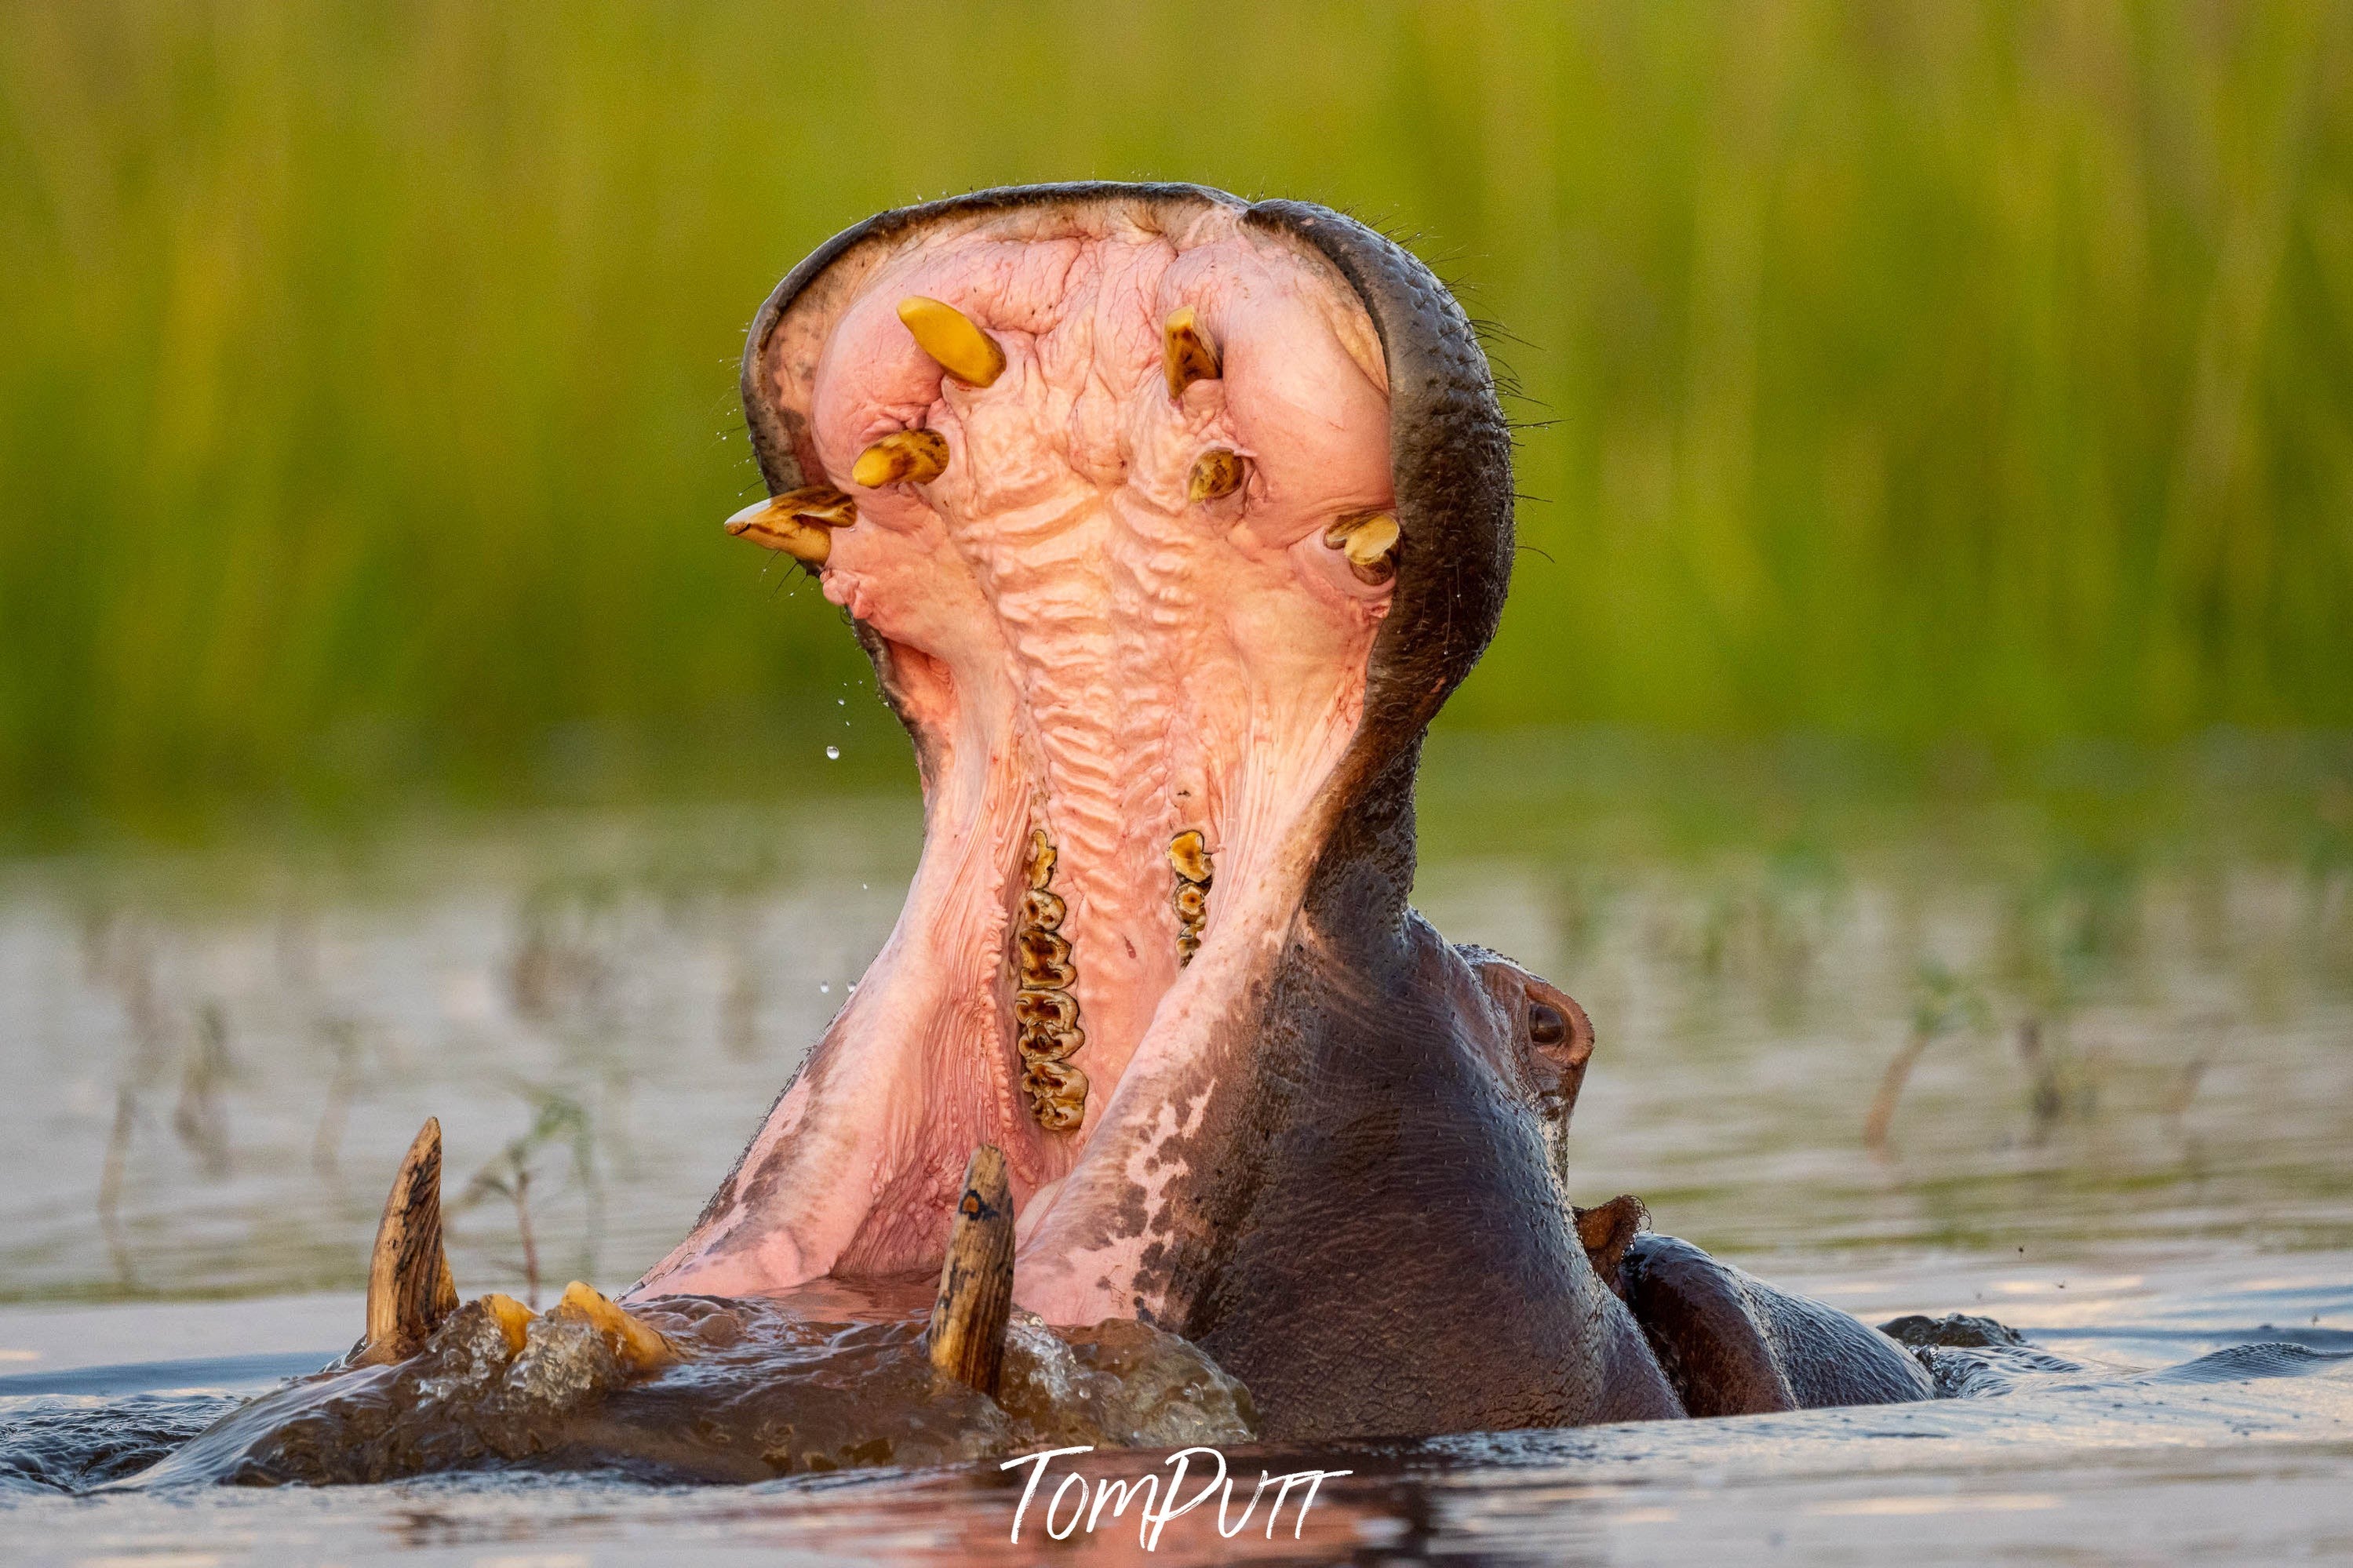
[1164,306,1221,400]
[1324,511,1400,583]
[724,497,832,565]
[898,297,1006,387]
[479,1292,535,1355]
[851,429,950,489]
[1187,449,1245,503]
[554,1280,676,1371]
[770,484,858,529]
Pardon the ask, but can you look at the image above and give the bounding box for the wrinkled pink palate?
[638,204,1397,1323]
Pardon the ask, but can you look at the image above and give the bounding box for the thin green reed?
[1,0,2348,826]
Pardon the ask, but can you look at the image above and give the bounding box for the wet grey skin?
[725,183,1932,1439]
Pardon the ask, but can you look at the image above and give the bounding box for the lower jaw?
[632,681,1357,1325]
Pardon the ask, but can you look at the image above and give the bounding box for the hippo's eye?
[1528,1001,1567,1046]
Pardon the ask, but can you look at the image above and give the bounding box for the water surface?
[3,737,2348,1561]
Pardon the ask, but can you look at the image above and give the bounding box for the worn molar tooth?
[1018,1021,1084,1062]
[1014,986,1079,1031]
[1324,510,1401,584]
[1187,448,1246,503]
[898,296,1007,387]
[1014,827,1084,1128]
[1164,306,1222,399]
[1025,828,1058,890]
[1023,1059,1089,1131]
[1017,927,1076,990]
[1167,830,1212,885]
[851,429,950,489]
[1168,829,1213,966]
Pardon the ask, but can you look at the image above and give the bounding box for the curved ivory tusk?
[724,485,857,566]
[926,1145,1016,1395]
[355,1117,457,1366]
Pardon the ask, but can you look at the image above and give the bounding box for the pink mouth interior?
[639,202,1397,1323]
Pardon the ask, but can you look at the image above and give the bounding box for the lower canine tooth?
[851,429,949,489]
[1188,449,1245,502]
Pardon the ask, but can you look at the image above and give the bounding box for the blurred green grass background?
[4,0,2351,836]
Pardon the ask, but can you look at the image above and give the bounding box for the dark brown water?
[3,737,2350,1561]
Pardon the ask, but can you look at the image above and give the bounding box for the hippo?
[133,184,1932,1487]
[646,182,1931,1435]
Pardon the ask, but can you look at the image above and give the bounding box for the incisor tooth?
[1164,306,1221,399]
[851,429,949,489]
[552,1280,676,1370]
[479,1292,534,1355]
[898,297,1006,387]
[1188,449,1245,502]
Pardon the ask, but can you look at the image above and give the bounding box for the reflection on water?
[0,734,2348,1559]
[4,740,2346,1302]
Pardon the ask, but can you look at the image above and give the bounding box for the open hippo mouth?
[123,188,1943,1486]
[636,185,1536,1338]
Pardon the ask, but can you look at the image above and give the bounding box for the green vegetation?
[3,1,2350,833]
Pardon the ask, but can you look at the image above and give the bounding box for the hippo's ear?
[1572,1195,1649,1297]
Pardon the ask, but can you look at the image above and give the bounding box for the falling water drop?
[825,745,840,760]
[820,983,831,994]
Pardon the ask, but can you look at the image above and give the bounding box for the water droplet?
[820,983,831,994]
[836,697,846,706]
[825,745,840,760]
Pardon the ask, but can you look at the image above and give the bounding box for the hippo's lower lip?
[635,187,1445,1326]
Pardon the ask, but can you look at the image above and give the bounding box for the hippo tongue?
[635,192,1409,1322]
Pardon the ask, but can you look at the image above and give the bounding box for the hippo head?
[639,184,1670,1439]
